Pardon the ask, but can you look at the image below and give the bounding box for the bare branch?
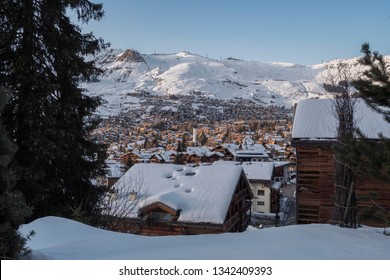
[97,171,150,230]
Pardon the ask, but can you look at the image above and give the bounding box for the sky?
[79,0,390,65]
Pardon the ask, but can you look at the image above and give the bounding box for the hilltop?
[83,48,376,117]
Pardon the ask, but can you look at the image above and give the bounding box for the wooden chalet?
[96,159,126,188]
[121,151,151,164]
[211,145,235,160]
[292,99,390,226]
[211,140,269,162]
[179,147,224,165]
[108,163,253,236]
[149,153,170,164]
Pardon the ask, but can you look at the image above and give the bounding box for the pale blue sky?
[81,0,390,65]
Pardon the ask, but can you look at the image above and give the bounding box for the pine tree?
[0,87,32,259]
[354,43,390,122]
[199,131,208,146]
[347,43,390,182]
[333,43,390,230]
[350,43,390,230]
[181,134,187,151]
[0,1,108,223]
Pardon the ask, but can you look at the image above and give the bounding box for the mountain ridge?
[83,47,384,117]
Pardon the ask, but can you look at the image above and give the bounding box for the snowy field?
[18,216,390,260]
[2,216,388,280]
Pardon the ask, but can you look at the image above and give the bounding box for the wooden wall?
[295,141,390,226]
[111,218,226,236]
[295,143,335,224]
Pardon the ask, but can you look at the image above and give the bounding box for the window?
[257,190,265,196]
[151,211,175,222]
[257,201,265,206]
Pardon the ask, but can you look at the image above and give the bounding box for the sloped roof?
[105,160,126,178]
[186,147,224,158]
[292,98,390,140]
[214,161,275,181]
[111,163,245,224]
[222,142,268,158]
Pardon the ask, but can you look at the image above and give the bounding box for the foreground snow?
[19,216,390,260]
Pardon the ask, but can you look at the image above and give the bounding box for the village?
[91,93,298,235]
[92,95,390,237]
[92,93,294,160]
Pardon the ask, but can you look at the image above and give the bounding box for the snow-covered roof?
[186,147,210,154]
[222,142,268,158]
[151,153,171,163]
[241,162,274,181]
[292,98,390,140]
[106,160,125,178]
[213,161,274,181]
[235,150,269,158]
[111,163,245,224]
[271,181,282,191]
[186,147,224,158]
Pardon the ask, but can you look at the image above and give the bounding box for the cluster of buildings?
[119,136,293,166]
[91,93,293,158]
[96,95,390,237]
[98,136,295,236]
[92,94,297,235]
[102,160,292,236]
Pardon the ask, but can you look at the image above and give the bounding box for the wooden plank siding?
[295,144,334,223]
[112,218,226,236]
[294,140,390,226]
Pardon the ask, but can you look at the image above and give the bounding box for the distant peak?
[116,49,144,62]
[176,51,196,58]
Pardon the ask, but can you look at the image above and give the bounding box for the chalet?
[96,159,126,188]
[211,138,269,162]
[214,161,290,214]
[121,151,152,164]
[106,160,126,187]
[236,136,269,162]
[292,98,390,226]
[107,163,253,235]
[149,153,171,164]
[211,144,235,160]
[185,147,224,163]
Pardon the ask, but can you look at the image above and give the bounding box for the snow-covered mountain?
[82,48,373,116]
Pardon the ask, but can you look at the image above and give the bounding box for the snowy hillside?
[82,48,376,116]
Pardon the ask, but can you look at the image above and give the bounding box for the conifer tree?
[0,87,32,259]
[0,0,108,222]
[332,43,390,229]
[351,43,390,229]
[334,43,390,182]
[354,43,390,122]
